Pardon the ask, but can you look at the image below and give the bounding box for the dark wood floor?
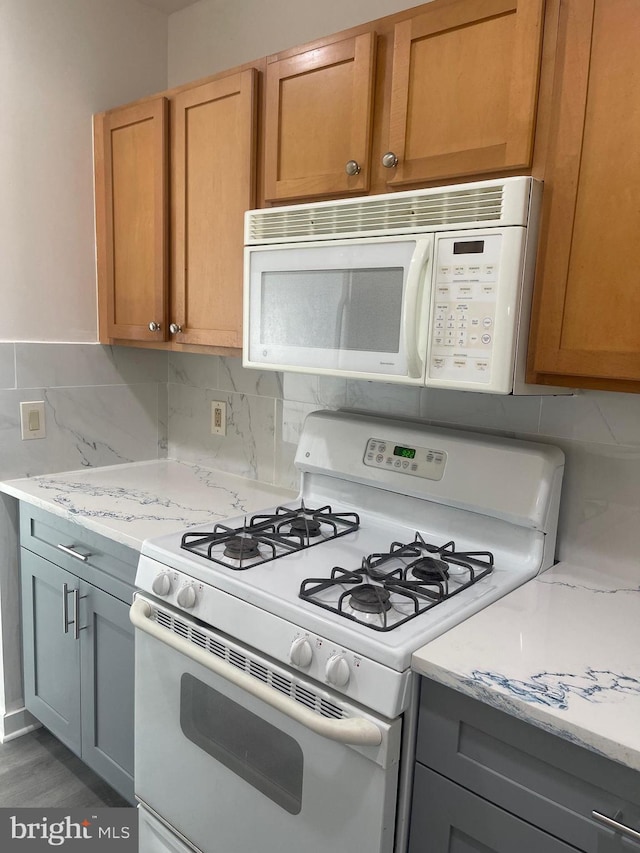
[0,727,130,808]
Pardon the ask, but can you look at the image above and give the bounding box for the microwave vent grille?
[249,184,505,243]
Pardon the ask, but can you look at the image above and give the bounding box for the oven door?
[131,596,402,853]
[243,235,433,383]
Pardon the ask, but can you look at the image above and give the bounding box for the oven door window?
[180,673,303,815]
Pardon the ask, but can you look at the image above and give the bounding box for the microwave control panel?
[428,233,504,386]
[363,438,446,480]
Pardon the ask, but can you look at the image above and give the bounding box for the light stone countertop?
[0,460,297,550]
[412,560,640,771]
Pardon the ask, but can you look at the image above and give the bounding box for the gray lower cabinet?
[410,679,640,853]
[20,505,136,804]
[411,765,578,853]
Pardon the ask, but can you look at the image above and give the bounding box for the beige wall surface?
[168,0,417,85]
[0,0,169,343]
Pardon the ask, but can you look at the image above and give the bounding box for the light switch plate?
[20,401,46,440]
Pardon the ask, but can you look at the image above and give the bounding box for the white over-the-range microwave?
[243,176,556,394]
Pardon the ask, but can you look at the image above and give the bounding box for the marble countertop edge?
[414,657,640,773]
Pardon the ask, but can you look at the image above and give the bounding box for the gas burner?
[349,584,391,614]
[289,515,322,538]
[409,556,449,582]
[366,533,494,582]
[254,502,360,543]
[223,535,262,561]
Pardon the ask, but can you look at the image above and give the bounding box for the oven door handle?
[130,598,383,747]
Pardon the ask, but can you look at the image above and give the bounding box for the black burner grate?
[299,535,494,631]
[181,502,359,570]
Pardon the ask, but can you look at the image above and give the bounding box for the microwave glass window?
[453,240,485,254]
[260,268,404,353]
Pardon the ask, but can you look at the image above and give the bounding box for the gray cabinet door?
[79,582,135,804]
[409,765,579,853]
[21,549,82,756]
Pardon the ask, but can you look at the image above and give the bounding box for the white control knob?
[325,654,350,687]
[151,573,172,596]
[177,584,197,609]
[289,637,313,668]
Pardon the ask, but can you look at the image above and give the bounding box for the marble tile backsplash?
[1,343,637,573]
[0,344,167,480]
[167,352,640,572]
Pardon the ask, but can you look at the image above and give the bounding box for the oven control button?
[151,573,172,596]
[177,584,197,609]
[326,654,350,687]
[289,637,313,668]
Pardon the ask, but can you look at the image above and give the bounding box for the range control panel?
[363,437,446,480]
[428,233,502,384]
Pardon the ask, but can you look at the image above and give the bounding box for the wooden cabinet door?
[80,583,134,803]
[529,0,640,387]
[264,33,376,201]
[386,0,545,186]
[21,550,81,755]
[99,97,168,342]
[171,70,257,348]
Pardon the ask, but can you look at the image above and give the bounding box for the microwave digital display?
[453,240,485,254]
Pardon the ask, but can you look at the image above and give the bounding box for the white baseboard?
[0,707,40,743]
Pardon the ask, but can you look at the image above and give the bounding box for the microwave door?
[244,239,426,381]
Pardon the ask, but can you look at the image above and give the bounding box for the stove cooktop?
[139,497,541,672]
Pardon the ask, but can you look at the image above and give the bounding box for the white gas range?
[131,410,564,853]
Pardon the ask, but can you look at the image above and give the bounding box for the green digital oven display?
[393,445,416,459]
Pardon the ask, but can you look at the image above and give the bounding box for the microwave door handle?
[403,237,433,378]
[130,598,382,747]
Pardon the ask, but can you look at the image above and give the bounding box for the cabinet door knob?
[382,152,398,169]
[345,160,361,176]
[148,321,161,332]
[169,323,182,335]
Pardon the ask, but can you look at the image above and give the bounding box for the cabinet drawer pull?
[592,810,640,842]
[57,544,89,562]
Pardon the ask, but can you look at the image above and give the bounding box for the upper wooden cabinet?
[386,0,545,186]
[528,0,640,389]
[264,33,376,202]
[262,0,545,203]
[97,98,168,342]
[171,71,257,349]
[95,68,258,351]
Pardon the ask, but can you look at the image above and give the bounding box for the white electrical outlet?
[20,401,46,440]
[211,401,227,436]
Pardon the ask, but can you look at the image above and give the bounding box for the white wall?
[168,0,415,85]
[0,0,169,343]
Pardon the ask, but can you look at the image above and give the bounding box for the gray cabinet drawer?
[416,679,640,852]
[409,764,578,853]
[20,504,137,603]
